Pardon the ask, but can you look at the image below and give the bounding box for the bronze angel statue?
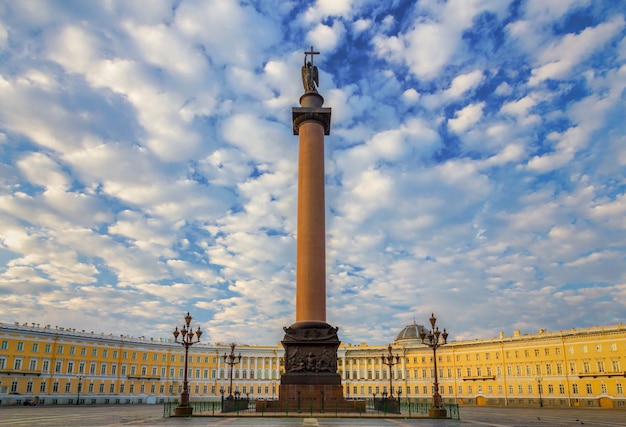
[302,59,319,93]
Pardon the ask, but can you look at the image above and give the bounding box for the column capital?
[292,108,331,135]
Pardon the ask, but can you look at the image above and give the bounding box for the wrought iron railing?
[163,398,460,419]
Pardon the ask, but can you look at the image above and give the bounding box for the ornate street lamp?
[223,343,242,399]
[382,344,400,398]
[420,313,449,418]
[76,375,83,405]
[173,312,202,416]
[536,377,543,407]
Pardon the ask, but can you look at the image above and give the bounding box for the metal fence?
[163,399,460,419]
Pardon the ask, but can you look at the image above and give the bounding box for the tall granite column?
[294,91,329,323]
[256,47,364,414]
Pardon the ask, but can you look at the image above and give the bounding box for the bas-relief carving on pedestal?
[282,323,339,374]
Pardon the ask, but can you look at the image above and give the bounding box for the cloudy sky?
[0,0,625,346]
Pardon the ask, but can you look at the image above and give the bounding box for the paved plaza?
[1,405,625,427]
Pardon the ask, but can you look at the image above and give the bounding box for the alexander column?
[272,47,349,411]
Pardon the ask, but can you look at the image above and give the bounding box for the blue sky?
[0,0,625,346]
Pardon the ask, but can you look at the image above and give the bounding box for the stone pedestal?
[429,407,448,418]
[174,405,192,416]
[281,321,341,399]
[257,321,366,413]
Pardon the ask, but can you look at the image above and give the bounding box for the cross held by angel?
[302,46,320,93]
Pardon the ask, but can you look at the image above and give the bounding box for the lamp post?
[76,375,83,405]
[536,377,543,407]
[223,343,242,399]
[419,313,449,418]
[382,344,400,398]
[173,312,202,416]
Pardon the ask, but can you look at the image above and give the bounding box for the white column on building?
[217,350,221,378]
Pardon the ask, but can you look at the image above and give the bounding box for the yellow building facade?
[1,321,624,408]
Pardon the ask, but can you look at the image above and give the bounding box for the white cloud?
[448,102,485,133]
[307,21,346,52]
[529,16,625,85]
[17,152,71,191]
[443,70,484,99]
[303,0,354,22]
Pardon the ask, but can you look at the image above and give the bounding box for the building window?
[32,343,39,352]
[1,340,7,350]
[17,342,24,351]
[29,359,37,371]
[27,381,33,392]
[617,383,623,395]
[11,381,18,393]
[45,344,51,353]
[81,347,86,356]
[40,381,46,392]
[65,382,71,393]
[601,383,607,394]
[53,382,59,392]
[559,384,565,394]
[573,384,579,394]
[586,383,592,394]
[612,360,621,372]
[597,361,605,372]
[57,345,63,354]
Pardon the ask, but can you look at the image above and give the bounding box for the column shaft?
[295,120,326,322]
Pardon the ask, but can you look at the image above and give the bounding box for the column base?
[174,405,193,417]
[429,407,447,418]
